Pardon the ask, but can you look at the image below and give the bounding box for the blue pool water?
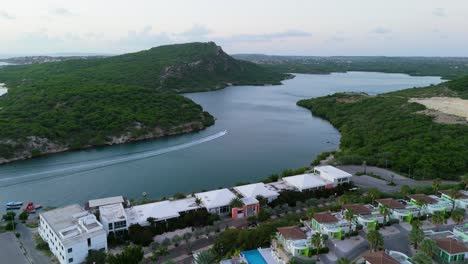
[242,249,267,264]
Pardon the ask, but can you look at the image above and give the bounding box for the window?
[114,221,126,229]
[87,238,91,247]
[67,248,72,253]
[108,223,113,230]
[68,258,73,263]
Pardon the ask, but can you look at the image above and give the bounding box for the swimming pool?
[242,249,268,264]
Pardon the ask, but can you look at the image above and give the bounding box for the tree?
[2,211,16,221]
[337,257,351,264]
[411,252,432,264]
[432,178,442,194]
[18,211,28,222]
[128,224,153,246]
[368,188,380,204]
[311,233,323,257]
[448,189,461,213]
[344,209,355,233]
[431,211,446,231]
[107,245,144,264]
[229,197,244,208]
[85,250,106,264]
[414,199,427,219]
[420,239,436,257]
[400,185,411,197]
[461,173,468,190]
[378,205,390,226]
[451,209,465,224]
[367,230,384,252]
[194,249,217,264]
[195,197,202,207]
[409,222,424,249]
[255,195,268,207]
[307,208,315,219]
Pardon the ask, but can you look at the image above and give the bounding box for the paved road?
[16,223,51,264]
[383,225,411,256]
[320,233,369,264]
[0,232,29,264]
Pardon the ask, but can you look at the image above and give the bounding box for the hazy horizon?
[1,0,468,56]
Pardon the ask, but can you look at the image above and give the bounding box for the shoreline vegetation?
[297,78,468,180]
[0,42,289,164]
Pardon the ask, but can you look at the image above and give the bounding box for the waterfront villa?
[376,198,421,222]
[99,203,128,234]
[273,226,312,259]
[195,188,237,215]
[342,204,383,230]
[231,197,260,220]
[313,165,352,187]
[359,250,412,264]
[440,190,468,210]
[234,182,280,202]
[435,238,468,263]
[39,204,107,264]
[408,194,451,215]
[309,212,350,238]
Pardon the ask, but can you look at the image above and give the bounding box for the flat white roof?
[99,203,126,223]
[170,197,200,212]
[241,197,259,206]
[89,196,124,208]
[234,183,279,199]
[283,174,330,191]
[314,165,352,179]
[195,189,237,210]
[127,201,180,224]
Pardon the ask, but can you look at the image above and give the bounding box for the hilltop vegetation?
[0,42,290,93]
[234,54,468,80]
[297,79,468,180]
[0,42,287,162]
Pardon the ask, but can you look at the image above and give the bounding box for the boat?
[25,202,35,213]
[34,204,42,210]
[6,201,23,209]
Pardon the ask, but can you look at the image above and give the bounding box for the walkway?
[16,223,51,264]
[0,232,29,264]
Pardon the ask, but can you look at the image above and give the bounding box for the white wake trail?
[0,130,227,186]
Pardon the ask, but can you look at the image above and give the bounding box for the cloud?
[432,8,446,17]
[177,24,211,40]
[219,30,312,43]
[50,8,76,16]
[118,25,172,49]
[0,10,15,20]
[370,27,392,34]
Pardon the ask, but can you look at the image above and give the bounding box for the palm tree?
[411,252,432,264]
[229,197,244,209]
[451,209,465,224]
[344,209,355,233]
[367,230,384,252]
[415,199,427,219]
[432,178,442,194]
[409,222,424,249]
[307,208,315,219]
[194,249,217,264]
[311,233,323,258]
[378,205,390,226]
[448,189,461,213]
[400,185,411,197]
[368,188,380,204]
[461,173,468,190]
[431,210,446,231]
[420,239,436,257]
[195,197,202,207]
[337,257,351,264]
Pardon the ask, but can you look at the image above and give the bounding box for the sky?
[1,0,468,56]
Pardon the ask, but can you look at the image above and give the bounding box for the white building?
[376,198,421,222]
[342,204,384,230]
[275,226,312,257]
[39,204,107,264]
[313,165,352,187]
[195,189,237,215]
[234,183,280,202]
[408,194,451,214]
[99,203,128,234]
[440,190,468,210]
[87,196,126,212]
[283,174,331,192]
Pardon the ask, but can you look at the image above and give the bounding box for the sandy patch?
[0,83,7,96]
[410,97,468,123]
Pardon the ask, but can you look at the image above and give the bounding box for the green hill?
[0,42,287,162]
[297,78,468,180]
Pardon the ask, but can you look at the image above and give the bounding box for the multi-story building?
[435,238,468,263]
[440,190,468,210]
[342,204,384,230]
[376,198,421,222]
[99,203,128,234]
[39,204,107,264]
[274,226,312,258]
[309,212,351,238]
[408,194,451,215]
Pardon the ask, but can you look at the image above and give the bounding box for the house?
[453,224,468,243]
[313,165,352,187]
[435,238,468,263]
[342,204,383,230]
[359,250,412,264]
[234,183,280,202]
[231,197,260,220]
[283,173,331,192]
[39,204,107,264]
[440,190,468,210]
[310,212,350,238]
[99,203,128,234]
[274,226,311,257]
[376,198,421,222]
[195,188,237,215]
[408,194,450,214]
[86,196,127,212]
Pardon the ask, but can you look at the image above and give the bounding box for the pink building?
[231,197,260,220]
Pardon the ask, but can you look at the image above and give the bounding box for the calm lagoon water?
[0,72,442,209]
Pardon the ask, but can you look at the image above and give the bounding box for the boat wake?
[0,130,227,188]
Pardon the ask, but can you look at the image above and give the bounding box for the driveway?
[320,233,369,264]
[16,223,51,264]
[0,232,29,264]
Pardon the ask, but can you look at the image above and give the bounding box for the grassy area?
[34,233,53,257]
[298,79,468,180]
